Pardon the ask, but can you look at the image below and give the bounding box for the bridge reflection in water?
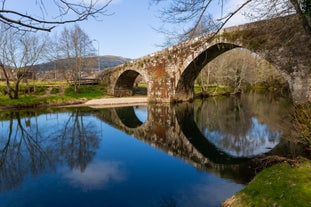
[0,93,293,206]
[95,92,291,183]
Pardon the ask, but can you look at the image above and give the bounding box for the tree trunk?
[290,0,311,35]
[0,61,14,99]
[13,78,22,99]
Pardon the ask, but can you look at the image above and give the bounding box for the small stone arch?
[114,69,147,97]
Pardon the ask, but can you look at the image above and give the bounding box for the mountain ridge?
[34,55,131,72]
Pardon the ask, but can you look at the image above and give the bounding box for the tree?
[0,28,47,99]
[152,0,311,42]
[195,48,285,92]
[0,0,112,32]
[57,25,95,93]
[0,0,112,94]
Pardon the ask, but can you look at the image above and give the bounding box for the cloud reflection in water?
[204,117,282,157]
[62,161,126,191]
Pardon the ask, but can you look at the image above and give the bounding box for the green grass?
[64,85,106,99]
[224,159,311,207]
[0,83,107,108]
[0,94,74,107]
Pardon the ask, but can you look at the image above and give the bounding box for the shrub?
[0,85,7,95]
[291,103,311,148]
[50,87,60,94]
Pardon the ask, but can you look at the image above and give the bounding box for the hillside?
[98,55,131,68]
[34,55,131,72]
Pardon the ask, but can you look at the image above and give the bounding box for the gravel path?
[83,97,148,108]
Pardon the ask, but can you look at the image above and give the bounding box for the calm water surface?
[0,93,292,207]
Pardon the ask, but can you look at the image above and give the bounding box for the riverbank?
[0,96,149,110]
[222,158,311,207]
[82,97,148,108]
[0,82,150,110]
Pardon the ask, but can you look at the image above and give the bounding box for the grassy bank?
[193,83,289,97]
[223,159,311,207]
[0,81,107,108]
[194,85,232,96]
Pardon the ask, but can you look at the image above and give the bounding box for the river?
[0,92,294,207]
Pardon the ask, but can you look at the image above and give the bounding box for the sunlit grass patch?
[223,159,311,207]
[64,85,106,99]
[0,82,107,108]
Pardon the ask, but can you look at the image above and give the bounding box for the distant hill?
[98,55,131,68]
[34,55,131,72]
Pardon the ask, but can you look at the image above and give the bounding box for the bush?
[50,87,60,94]
[291,103,311,147]
[0,85,7,95]
[18,85,46,95]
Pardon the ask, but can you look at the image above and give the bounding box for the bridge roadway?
[93,103,260,184]
[102,15,311,103]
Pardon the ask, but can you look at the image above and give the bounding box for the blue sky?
[78,0,249,59]
[80,0,249,59]
[79,0,165,59]
[4,0,248,59]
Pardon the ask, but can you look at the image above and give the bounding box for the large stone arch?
[174,43,239,101]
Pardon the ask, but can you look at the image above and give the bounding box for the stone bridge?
[103,15,311,103]
[94,103,261,184]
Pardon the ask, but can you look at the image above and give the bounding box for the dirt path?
[83,97,148,108]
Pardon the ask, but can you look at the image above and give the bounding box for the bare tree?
[0,0,113,32]
[57,25,95,93]
[195,48,285,93]
[152,0,311,42]
[0,0,112,88]
[0,28,47,99]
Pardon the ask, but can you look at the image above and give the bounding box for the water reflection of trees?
[194,93,290,157]
[0,111,52,192]
[0,109,100,192]
[57,109,100,172]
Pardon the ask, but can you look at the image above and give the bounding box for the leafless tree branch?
[0,0,113,32]
[152,0,311,45]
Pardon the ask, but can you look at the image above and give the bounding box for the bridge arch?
[175,43,240,101]
[114,69,147,97]
[174,41,290,102]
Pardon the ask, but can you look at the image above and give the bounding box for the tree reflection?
[194,94,286,157]
[57,109,100,172]
[0,109,100,192]
[0,111,53,192]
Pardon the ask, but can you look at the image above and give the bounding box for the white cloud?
[63,161,126,191]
